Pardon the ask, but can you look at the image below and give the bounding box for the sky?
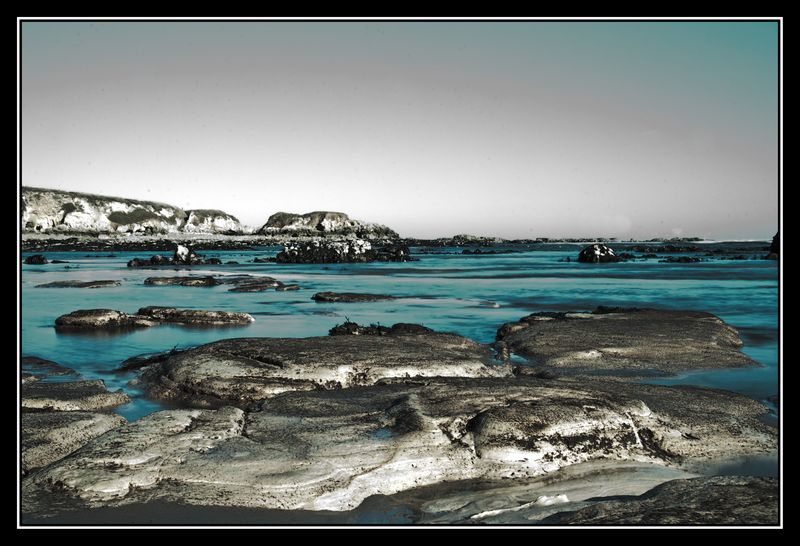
[21,20,779,239]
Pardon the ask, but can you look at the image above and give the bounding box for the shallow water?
[21,242,779,422]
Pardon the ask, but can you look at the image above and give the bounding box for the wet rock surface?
[22,379,130,412]
[22,412,125,475]
[313,292,396,303]
[144,276,219,287]
[35,280,121,289]
[329,321,434,336]
[135,306,254,325]
[138,333,505,407]
[22,356,79,382]
[497,308,755,374]
[544,475,778,525]
[22,376,774,514]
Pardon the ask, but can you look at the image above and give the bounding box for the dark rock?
[545,476,778,525]
[276,239,413,264]
[225,261,239,264]
[577,244,622,263]
[35,280,121,289]
[22,412,126,475]
[228,277,282,292]
[770,232,779,255]
[144,276,219,287]
[328,321,434,336]
[312,292,396,303]
[24,254,48,265]
[593,305,647,314]
[659,256,702,263]
[631,244,701,254]
[128,245,223,268]
[135,306,255,325]
[276,284,300,291]
[252,257,274,263]
[641,253,658,258]
[55,309,157,330]
[496,309,756,374]
[22,379,130,411]
[50,259,70,264]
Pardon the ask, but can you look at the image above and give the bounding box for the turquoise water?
[21,244,779,421]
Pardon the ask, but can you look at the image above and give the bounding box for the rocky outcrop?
[577,244,622,263]
[182,210,243,235]
[55,309,157,330]
[24,254,48,265]
[544,476,778,525]
[55,307,254,331]
[138,333,505,407]
[258,211,398,239]
[766,232,779,260]
[144,276,219,287]
[36,280,121,289]
[136,306,254,325]
[329,321,434,336]
[127,244,223,267]
[22,412,126,475]
[22,377,775,514]
[276,239,413,263]
[312,292,396,303]
[227,277,283,292]
[22,379,130,412]
[659,256,703,263]
[496,308,755,375]
[21,187,244,234]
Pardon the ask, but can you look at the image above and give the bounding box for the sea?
[20,241,780,523]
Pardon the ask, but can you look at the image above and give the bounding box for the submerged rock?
[659,256,703,263]
[544,476,778,525]
[577,244,621,264]
[36,280,121,289]
[22,379,130,412]
[276,284,300,291]
[313,292,396,303]
[22,377,775,514]
[144,276,219,287]
[21,356,78,382]
[22,412,126,475]
[55,309,157,330]
[496,309,755,374]
[276,239,413,264]
[24,254,49,265]
[139,333,504,407]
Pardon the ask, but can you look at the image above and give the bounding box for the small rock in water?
[577,244,622,264]
[24,254,48,265]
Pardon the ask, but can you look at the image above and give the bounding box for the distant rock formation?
[257,211,398,239]
[21,187,244,235]
[766,232,779,260]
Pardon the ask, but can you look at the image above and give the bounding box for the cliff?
[257,211,398,239]
[21,187,244,235]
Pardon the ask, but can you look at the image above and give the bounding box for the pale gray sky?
[21,21,779,239]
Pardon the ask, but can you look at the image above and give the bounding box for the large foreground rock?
[22,380,130,411]
[55,307,254,331]
[139,333,506,407]
[22,412,125,475]
[544,476,778,525]
[497,308,755,374]
[22,377,775,514]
